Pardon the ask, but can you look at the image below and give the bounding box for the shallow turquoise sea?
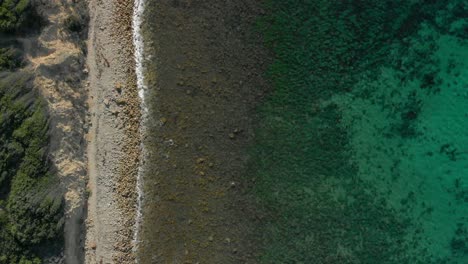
[330,31,468,262]
[139,0,468,263]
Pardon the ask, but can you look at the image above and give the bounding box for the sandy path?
[20,1,89,263]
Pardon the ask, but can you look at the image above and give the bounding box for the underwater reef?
[253,0,468,263]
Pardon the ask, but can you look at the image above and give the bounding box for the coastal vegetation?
[0,0,29,71]
[0,0,32,32]
[0,2,64,263]
[0,48,22,71]
[0,72,64,264]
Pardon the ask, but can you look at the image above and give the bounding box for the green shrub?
[0,72,63,263]
[64,14,84,33]
[0,0,31,32]
[0,48,22,71]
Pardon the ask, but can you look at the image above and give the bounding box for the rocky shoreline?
[136,1,271,262]
[85,0,141,263]
[112,0,142,262]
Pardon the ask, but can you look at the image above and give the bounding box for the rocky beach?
[85,0,141,263]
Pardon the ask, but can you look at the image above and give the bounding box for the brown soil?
[137,1,271,263]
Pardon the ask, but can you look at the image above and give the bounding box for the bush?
[64,14,84,33]
[0,0,31,33]
[0,72,64,263]
[0,48,23,71]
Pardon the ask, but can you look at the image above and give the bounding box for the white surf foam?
[132,0,147,260]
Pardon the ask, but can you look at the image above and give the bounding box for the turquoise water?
[330,31,468,262]
[252,0,468,263]
[138,0,468,262]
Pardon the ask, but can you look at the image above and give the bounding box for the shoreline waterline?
[131,0,147,258]
[134,1,272,262]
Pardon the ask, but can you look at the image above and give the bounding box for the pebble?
[115,82,122,93]
[116,98,126,105]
